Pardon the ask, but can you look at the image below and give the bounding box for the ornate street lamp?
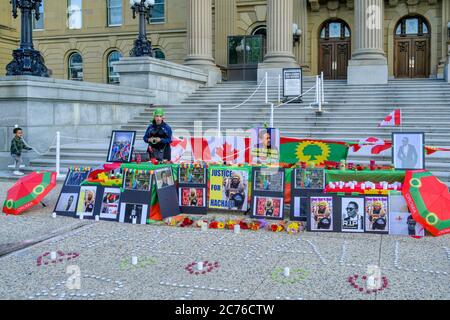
[129,0,155,57]
[6,0,49,77]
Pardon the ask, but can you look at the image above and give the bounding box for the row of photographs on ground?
[56,166,422,236]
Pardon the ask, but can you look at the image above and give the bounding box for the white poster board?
[283,68,302,97]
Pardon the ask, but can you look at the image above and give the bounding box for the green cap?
[153,108,165,118]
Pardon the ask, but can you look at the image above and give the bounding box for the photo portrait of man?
[397,137,418,168]
[393,133,424,170]
[341,198,364,232]
[224,172,247,210]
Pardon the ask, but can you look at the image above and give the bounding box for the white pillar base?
[347,60,388,85]
[445,63,450,83]
[257,62,299,82]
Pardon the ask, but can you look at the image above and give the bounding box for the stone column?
[293,0,309,69]
[185,0,221,85]
[442,0,450,82]
[215,0,236,68]
[348,0,388,84]
[258,0,298,81]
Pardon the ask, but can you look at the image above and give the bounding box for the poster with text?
[209,168,249,211]
[365,197,389,233]
[341,197,364,233]
[310,196,334,231]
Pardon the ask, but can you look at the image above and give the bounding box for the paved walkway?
[0,181,449,300]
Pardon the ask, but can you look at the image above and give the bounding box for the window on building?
[153,48,165,60]
[107,51,122,84]
[68,52,83,81]
[320,20,351,39]
[150,0,165,24]
[68,0,82,29]
[395,16,430,36]
[107,0,122,26]
[33,0,44,30]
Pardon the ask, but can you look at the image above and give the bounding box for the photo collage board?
[290,168,326,222]
[55,169,122,222]
[178,165,208,215]
[154,166,180,219]
[251,167,285,220]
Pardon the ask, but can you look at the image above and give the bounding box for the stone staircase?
[10,77,450,184]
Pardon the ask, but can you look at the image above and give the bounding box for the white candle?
[95,215,100,222]
[79,213,84,220]
[52,212,57,218]
[284,267,290,277]
[233,224,240,234]
[350,183,355,190]
[132,217,137,225]
[50,252,57,260]
[361,183,366,190]
[201,222,208,231]
[197,262,203,271]
[132,256,138,265]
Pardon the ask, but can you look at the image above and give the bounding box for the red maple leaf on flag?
[215,143,240,161]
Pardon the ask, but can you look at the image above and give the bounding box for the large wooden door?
[319,40,350,80]
[394,16,430,78]
[394,38,430,78]
[318,20,351,80]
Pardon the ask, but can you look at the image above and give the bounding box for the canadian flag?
[353,137,392,155]
[378,109,402,127]
[212,136,251,164]
[170,137,188,163]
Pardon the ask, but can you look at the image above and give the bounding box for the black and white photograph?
[341,197,364,233]
[392,132,424,170]
[107,130,136,163]
[155,167,174,189]
[291,196,308,221]
[65,170,90,186]
[119,203,148,225]
[55,193,78,213]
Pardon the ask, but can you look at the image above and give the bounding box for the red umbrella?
[402,170,450,237]
[2,171,57,215]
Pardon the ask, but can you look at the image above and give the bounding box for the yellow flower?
[217,222,225,229]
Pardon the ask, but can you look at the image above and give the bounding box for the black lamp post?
[129,0,155,57]
[6,0,49,77]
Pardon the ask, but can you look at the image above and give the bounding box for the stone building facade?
[1,0,449,83]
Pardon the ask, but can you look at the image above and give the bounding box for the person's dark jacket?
[143,121,173,150]
[10,136,32,156]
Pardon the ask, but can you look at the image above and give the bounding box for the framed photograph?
[99,188,121,220]
[389,193,425,237]
[155,167,175,189]
[309,196,334,232]
[123,170,151,192]
[365,197,389,233]
[209,168,249,211]
[179,188,206,207]
[290,196,309,221]
[250,128,280,164]
[76,186,97,217]
[118,203,148,225]
[295,168,325,190]
[107,130,136,163]
[55,193,79,214]
[179,166,206,184]
[392,132,425,170]
[253,168,284,192]
[341,197,365,233]
[252,196,284,220]
[65,170,90,187]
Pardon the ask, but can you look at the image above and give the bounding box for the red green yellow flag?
[280,137,349,166]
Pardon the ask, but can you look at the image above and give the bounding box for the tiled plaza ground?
[0,181,449,300]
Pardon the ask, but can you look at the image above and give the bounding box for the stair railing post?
[278,74,281,104]
[217,104,222,137]
[56,131,62,178]
[318,75,322,113]
[321,71,325,105]
[265,72,268,104]
[270,103,274,128]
